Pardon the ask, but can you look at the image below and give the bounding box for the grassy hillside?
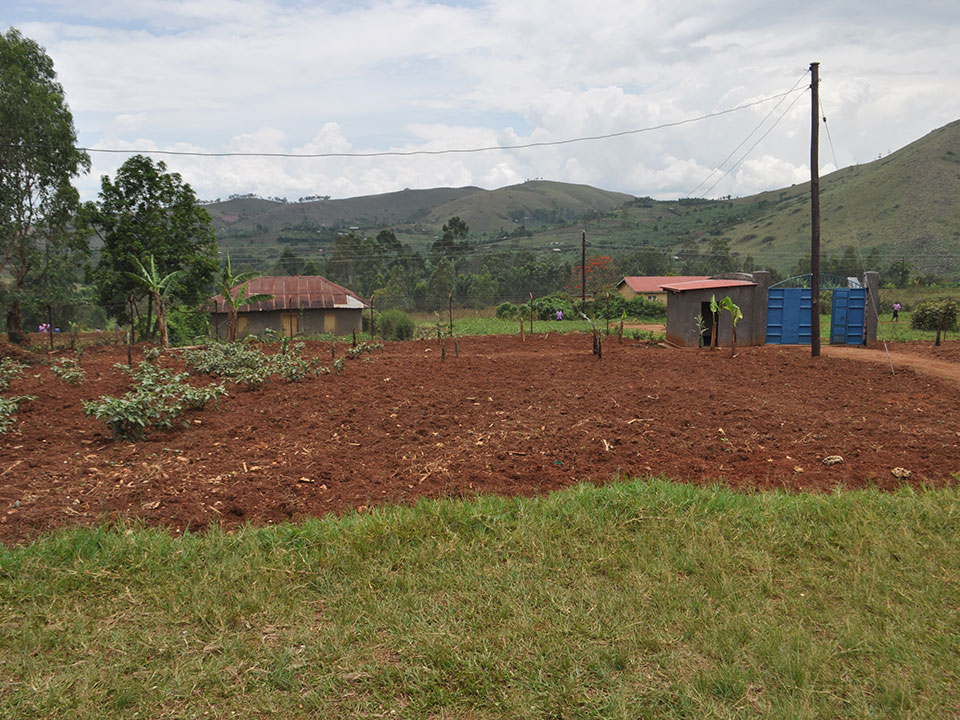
[204,120,960,279]
[723,118,960,276]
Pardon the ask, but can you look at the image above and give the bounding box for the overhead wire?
[62,88,807,160]
[686,70,810,198]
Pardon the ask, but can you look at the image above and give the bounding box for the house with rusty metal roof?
[208,276,369,339]
[615,275,709,304]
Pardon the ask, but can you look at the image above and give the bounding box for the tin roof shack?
[616,276,709,304]
[209,276,369,339]
[662,272,772,348]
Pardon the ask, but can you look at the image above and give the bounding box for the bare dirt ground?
[2,333,959,545]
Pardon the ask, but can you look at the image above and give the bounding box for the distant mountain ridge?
[205,119,960,277]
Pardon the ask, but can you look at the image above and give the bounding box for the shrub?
[0,358,26,391]
[347,341,383,359]
[0,395,35,433]
[910,298,958,344]
[531,293,577,321]
[184,341,326,387]
[495,302,519,319]
[51,357,86,385]
[378,309,415,340]
[83,361,227,440]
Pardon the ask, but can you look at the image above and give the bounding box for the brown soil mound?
[1,334,958,545]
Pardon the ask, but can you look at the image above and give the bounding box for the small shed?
[209,275,369,339]
[661,272,772,348]
[616,275,709,304]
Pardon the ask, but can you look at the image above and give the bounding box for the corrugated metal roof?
[617,275,710,293]
[659,279,756,292]
[209,276,369,313]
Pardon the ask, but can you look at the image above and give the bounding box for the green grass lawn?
[3,479,959,719]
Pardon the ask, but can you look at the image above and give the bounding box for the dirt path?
[822,345,960,387]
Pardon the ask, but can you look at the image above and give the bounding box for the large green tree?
[92,155,218,335]
[0,28,90,343]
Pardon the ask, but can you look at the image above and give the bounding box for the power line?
[697,89,807,199]
[65,88,806,160]
[686,70,810,197]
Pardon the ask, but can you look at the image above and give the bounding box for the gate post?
[864,271,880,346]
[751,271,771,345]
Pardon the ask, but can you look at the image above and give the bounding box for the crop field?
[1,333,959,545]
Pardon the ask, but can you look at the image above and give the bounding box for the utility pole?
[810,61,821,357]
[581,230,587,312]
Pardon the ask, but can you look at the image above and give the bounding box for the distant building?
[208,276,369,339]
[616,276,710,304]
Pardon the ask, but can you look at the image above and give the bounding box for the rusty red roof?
[209,276,369,313]
[659,278,756,292]
[617,276,710,293]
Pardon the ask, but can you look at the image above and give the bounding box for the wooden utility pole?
[581,230,587,312]
[810,61,821,357]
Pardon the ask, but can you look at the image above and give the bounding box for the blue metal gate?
[766,274,865,345]
[830,287,866,345]
[766,287,812,344]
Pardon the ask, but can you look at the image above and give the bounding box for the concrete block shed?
[209,276,369,339]
[661,272,772,348]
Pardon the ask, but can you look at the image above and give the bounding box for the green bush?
[166,305,210,346]
[51,357,86,385]
[531,293,577,321]
[910,298,958,340]
[579,294,665,320]
[378,309,415,341]
[183,341,326,387]
[495,302,520,319]
[84,361,227,440]
[0,395,35,433]
[0,358,26,391]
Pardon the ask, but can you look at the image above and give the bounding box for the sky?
[4,0,960,203]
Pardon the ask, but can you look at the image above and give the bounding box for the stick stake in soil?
[529,292,534,334]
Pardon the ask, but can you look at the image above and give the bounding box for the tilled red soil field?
[2,334,959,544]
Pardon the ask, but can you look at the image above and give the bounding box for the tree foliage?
[91,155,218,331]
[0,28,90,342]
[910,298,957,346]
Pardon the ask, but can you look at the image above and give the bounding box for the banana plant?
[709,294,720,349]
[719,296,743,357]
[218,254,274,342]
[127,255,183,348]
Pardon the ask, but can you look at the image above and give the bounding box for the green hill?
[204,120,960,279]
[724,118,960,276]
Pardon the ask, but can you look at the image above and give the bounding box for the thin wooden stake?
[605,292,610,336]
[47,305,54,351]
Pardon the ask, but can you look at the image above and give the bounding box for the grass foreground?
[2,478,959,719]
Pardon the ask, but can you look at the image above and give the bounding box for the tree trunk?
[226,309,237,342]
[156,293,169,348]
[146,293,155,340]
[6,300,25,345]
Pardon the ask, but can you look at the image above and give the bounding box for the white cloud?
[5,0,960,201]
